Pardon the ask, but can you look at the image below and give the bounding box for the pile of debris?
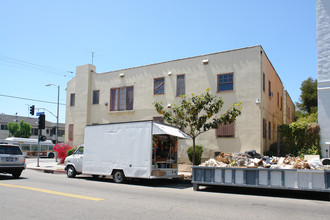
[200,150,330,170]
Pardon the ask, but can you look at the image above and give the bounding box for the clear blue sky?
[0,0,316,123]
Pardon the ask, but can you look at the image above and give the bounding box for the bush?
[67,147,77,157]
[278,119,321,158]
[187,145,203,165]
[53,143,72,164]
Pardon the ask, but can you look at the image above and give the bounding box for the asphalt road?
[0,169,329,220]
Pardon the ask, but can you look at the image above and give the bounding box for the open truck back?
[65,120,190,183]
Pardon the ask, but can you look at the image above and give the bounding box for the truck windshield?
[75,147,84,155]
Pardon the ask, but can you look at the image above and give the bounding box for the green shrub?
[67,147,77,157]
[187,145,203,165]
[278,119,321,157]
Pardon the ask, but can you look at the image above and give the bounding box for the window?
[93,90,100,104]
[21,144,30,151]
[216,123,235,138]
[58,129,65,136]
[41,145,48,152]
[154,77,165,94]
[31,128,38,135]
[217,73,234,92]
[263,73,265,92]
[268,122,271,140]
[31,145,38,152]
[277,92,279,107]
[176,75,185,96]
[280,97,283,110]
[76,147,84,155]
[0,124,7,130]
[268,81,272,97]
[110,86,134,111]
[263,119,266,138]
[69,124,74,141]
[0,145,22,155]
[70,93,75,106]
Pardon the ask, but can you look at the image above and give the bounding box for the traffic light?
[30,105,35,115]
[38,114,45,129]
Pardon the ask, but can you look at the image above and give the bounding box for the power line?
[0,94,65,105]
[0,55,74,77]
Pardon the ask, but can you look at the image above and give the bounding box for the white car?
[0,144,26,178]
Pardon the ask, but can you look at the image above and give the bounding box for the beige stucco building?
[65,45,294,162]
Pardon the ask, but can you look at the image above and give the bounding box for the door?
[72,146,84,173]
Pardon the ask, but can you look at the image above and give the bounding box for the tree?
[154,89,241,165]
[296,77,317,114]
[54,143,72,164]
[7,120,32,138]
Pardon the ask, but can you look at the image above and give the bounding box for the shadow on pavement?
[0,174,28,180]
[197,185,330,201]
[75,175,193,189]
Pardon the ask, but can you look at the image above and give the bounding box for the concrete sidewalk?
[26,158,192,179]
[26,158,66,174]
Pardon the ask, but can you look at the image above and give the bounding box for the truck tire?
[67,166,76,178]
[12,170,22,178]
[113,170,125,183]
[48,153,54,158]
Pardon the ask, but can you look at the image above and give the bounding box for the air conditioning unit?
[269,91,273,97]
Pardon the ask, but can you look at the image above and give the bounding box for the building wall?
[317,0,330,157]
[283,90,295,125]
[66,45,291,161]
[260,51,288,153]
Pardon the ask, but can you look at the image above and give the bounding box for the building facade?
[317,0,330,157]
[65,45,294,162]
[0,114,65,143]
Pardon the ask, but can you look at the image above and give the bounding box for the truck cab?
[64,146,84,178]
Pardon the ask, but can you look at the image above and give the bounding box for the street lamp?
[45,84,60,144]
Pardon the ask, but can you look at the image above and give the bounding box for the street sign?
[36,112,45,116]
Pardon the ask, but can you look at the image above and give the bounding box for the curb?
[27,167,191,177]
[27,167,66,174]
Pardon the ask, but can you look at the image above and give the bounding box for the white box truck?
[64,121,190,183]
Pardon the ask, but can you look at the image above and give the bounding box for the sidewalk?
[26,158,192,179]
[26,158,66,174]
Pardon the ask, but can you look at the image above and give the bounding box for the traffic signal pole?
[37,128,40,167]
[36,113,45,167]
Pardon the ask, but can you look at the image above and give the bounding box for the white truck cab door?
[72,146,84,173]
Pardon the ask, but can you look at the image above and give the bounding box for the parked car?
[0,144,26,178]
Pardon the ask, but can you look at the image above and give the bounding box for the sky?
[0,0,316,123]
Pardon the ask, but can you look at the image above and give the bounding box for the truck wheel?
[48,153,54,158]
[67,166,76,178]
[12,170,22,178]
[113,170,125,183]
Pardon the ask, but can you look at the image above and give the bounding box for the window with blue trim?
[217,73,234,92]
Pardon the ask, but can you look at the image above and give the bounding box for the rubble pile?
[200,151,330,170]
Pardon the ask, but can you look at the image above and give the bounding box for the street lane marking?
[0,183,104,201]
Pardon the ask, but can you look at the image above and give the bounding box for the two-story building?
[65,45,295,162]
